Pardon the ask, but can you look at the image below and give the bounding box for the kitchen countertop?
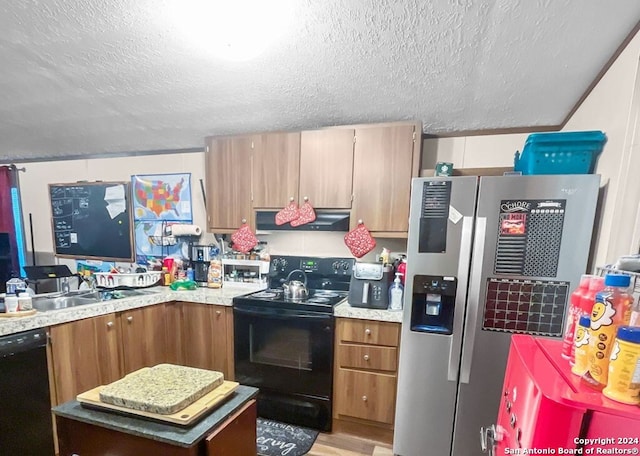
[0,286,402,336]
[53,385,259,448]
[334,301,404,323]
[0,285,254,337]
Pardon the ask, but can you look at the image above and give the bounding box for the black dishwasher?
[0,328,55,455]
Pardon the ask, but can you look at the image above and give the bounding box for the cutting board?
[77,380,239,426]
[0,309,36,318]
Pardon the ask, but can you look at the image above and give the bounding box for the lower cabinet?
[333,318,400,443]
[47,302,234,408]
[180,302,234,379]
[48,312,122,406]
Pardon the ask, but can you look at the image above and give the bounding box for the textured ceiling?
[1,0,639,161]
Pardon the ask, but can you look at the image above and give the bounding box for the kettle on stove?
[282,269,309,301]
[348,262,393,309]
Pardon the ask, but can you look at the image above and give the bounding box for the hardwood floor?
[307,432,393,456]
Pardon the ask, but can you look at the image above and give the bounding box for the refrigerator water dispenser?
[410,275,457,334]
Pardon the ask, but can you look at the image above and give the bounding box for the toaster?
[348,262,394,309]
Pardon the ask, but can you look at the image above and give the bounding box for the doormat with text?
[256,418,319,456]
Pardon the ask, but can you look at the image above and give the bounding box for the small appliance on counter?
[190,244,215,287]
[348,262,393,309]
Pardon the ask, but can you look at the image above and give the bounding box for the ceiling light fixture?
[166,0,294,62]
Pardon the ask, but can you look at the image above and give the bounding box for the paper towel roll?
[168,224,202,236]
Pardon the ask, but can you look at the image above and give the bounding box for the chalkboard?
[49,182,134,261]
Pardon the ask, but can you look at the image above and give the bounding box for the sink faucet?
[61,277,70,294]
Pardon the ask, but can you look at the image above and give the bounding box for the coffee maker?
[190,244,213,286]
[348,262,394,309]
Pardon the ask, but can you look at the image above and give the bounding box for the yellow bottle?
[571,315,591,377]
[582,274,633,390]
[602,326,640,405]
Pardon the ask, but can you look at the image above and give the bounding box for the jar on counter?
[602,326,640,405]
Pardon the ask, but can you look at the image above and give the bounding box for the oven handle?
[233,306,333,320]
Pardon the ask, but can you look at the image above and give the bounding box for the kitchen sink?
[32,291,103,312]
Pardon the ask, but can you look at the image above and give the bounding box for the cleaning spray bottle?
[389,273,404,311]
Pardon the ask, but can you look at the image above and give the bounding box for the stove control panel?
[269,256,355,277]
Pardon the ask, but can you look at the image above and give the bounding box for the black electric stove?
[232,256,354,431]
[233,256,354,313]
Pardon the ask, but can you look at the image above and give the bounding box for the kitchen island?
[53,384,259,456]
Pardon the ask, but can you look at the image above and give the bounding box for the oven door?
[233,305,334,398]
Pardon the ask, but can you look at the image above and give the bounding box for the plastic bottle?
[562,274,592,361]
[570,276,605,363]
[582,274,634,390]
[186,267,194,282]
[602,326,640,405]
[571,315,591,377]
[397,256,407,285]
[389,273,404,311]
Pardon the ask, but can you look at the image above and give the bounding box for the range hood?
[255,211,350,232]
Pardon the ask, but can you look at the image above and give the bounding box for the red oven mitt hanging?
[290,198,316,227]
[344,221,376,258]
[231,222,258,254]
[275,199,300,225]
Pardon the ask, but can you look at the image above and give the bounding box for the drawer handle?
[215,310,222,316]
[363,354,370,361]
[365,328,371,336]
[127,316,133,323]
[362,395,368,402]
[106,321,114,328]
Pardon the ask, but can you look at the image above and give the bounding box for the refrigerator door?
[451,174,600,456]
[394,176,478,456]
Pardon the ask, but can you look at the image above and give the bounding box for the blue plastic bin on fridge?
[514,130,606,175]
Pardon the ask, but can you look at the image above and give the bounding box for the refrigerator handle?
[448,215,474,382]
[460,216,487,384]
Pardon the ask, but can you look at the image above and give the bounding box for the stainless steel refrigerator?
[393,175,600,456]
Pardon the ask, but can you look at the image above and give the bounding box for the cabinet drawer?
[335,369,396,424]
[338,343,397,372]
[337,319,399,346]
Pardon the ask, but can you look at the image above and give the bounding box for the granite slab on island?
[99,364,224,414]
[53,385,259,448]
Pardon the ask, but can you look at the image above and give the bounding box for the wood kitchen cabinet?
[180,302,234,379]
[299,128,355,208]
[333,318,401,443]
[205,135,255,232]
[119,304,174,375]
[351,122,421,235]
[252,131,301,209]
[48,313,122,405]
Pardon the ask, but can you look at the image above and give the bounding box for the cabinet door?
[335,369,397,424]
[49,313,121,405]
[252,132,300,209]
[181,302,231,377]
[300,129,354,208]
[120,305,169,375]
[206,399,257,456]
[165,301,184,365]
[351,124,419,233]
[206,135,255,231]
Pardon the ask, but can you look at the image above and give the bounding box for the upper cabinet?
[205,135,255,232]
[204,121,421,236]
[252,132,301,209]
[299,128,355,209]
[351,123,421,234]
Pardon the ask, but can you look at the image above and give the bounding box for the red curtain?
[0,165,19,274]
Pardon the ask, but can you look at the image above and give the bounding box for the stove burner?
[252,290,280,299]
[313,291,339,298]
[307,297,331,304]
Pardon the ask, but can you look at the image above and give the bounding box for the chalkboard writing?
[49,182,134,261]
